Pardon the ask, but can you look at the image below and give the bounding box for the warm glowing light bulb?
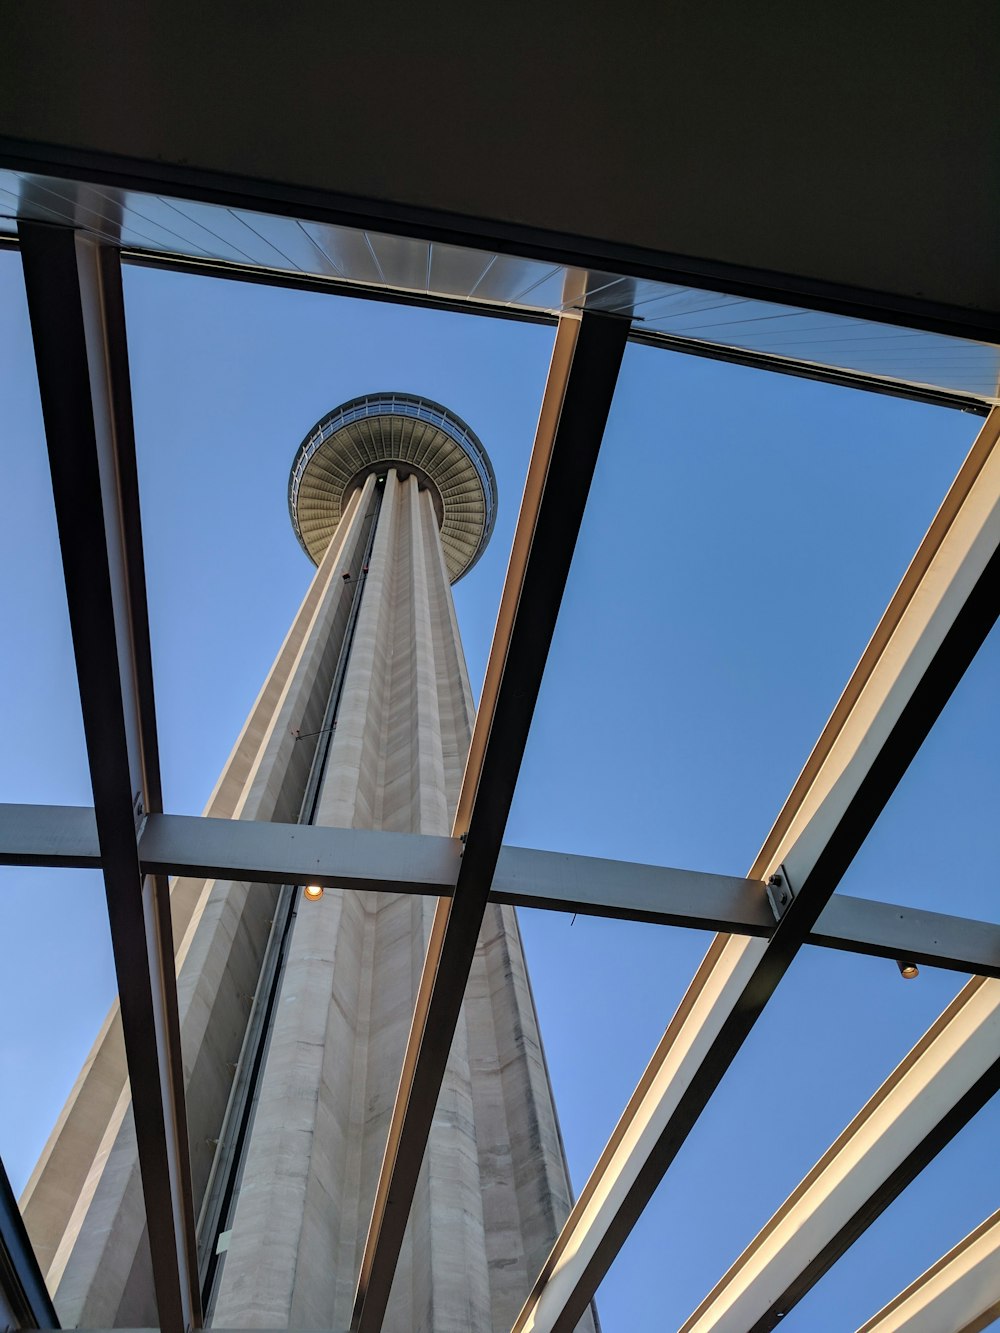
[303,884,324,901]
[897,959,919,979]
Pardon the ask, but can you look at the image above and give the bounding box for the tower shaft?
[214,469,587,1330]
[25,468,595,1332]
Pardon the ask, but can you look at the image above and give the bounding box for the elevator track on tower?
[198,478,385,1315]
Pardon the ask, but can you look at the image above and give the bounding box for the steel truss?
[1,215,999,1333]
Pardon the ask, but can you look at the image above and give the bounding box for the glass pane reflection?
[0,865,156,1328]
[508,345,978,876]
[594,946,970,1332]
[0,249,91,809]
[837,617,1000,925]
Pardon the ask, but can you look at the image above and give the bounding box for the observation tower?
[23,394,597,1333]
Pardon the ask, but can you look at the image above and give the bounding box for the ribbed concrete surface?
[21,482,376,1326]
[24,468,596,1332]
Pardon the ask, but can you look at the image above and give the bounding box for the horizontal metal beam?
[858,1207,1000,1333]
[139,810,461,895]
[0,1156,59,1330]
[0,804,100,869]
[19,222,201,1332]
[492,844,774,934]
[512,405,1000,1333]
[351,311,629,1333]
[807,894,1000,979]
[5,805,1000,980]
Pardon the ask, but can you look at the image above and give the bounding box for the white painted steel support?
[4,805,1000,980]
[857,1207,1000,1333]
[513,407,1000,1333]
[140,811,461,895]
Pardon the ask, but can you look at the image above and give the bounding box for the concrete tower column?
[21,481,378,1326]
[24,395,599,1333]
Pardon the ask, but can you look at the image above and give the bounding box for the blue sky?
[0,249,996,1330]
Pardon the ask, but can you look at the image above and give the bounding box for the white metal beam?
[857,1207,1000,1333]
[680,979,1000,1331]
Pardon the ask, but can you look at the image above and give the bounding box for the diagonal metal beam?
[0,1155,59,1330]
[857,1207,1000,1333]
[351,311,629,1333]
[679,978,1000,1332]
[19,222,201,1332]
[6,805,1000,980]
[512,405,1000,1333]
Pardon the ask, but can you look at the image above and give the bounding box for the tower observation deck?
[289,392,498,582]
[22,392,596,1333]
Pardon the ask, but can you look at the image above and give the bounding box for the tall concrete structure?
[21,393,596,1333]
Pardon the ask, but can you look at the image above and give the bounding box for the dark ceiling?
[2,2,998,336]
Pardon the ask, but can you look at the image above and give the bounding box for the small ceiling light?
[897,959,919,980]
[303,884,324,902]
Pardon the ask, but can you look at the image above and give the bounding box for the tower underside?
[23,466,596,1332]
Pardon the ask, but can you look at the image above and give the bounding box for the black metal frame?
[1,208,998,1333]
[15,223,201,1333]
[0,1160,57,1331]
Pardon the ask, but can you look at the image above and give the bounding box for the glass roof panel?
[517,907,710,1203]
[637,299,1000,400]
[123,261,549,811]
[365,230,433,292]
[593,947,971,1331]
[0,867,115,1200]
[411,904,710,1332]
[0,865,149,1327]
[426,241,505,301]
[836,616,1000,925]
[296,218,385,283]
[0,249,92,807]
[148,195,287,267]
[506,343,979,875]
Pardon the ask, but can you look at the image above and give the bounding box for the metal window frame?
[14,223,201,1333]
[2,206,999,1333]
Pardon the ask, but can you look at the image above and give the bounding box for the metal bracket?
[766,866,795,922]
